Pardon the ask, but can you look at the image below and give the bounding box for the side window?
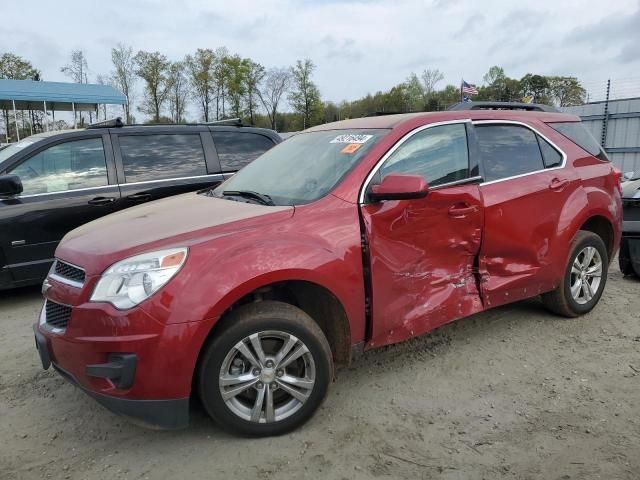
[379,123,469,187]
[476,125,544,182]
[548,121,609,161]
[118,134,207,183]
[8,138,108,195]
[212,131,275,172]
[538,136,563,168]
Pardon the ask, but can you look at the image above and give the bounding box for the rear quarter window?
[548,122,609,161]
[211,131,275,171]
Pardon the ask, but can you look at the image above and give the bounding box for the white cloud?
[2,0,638,116]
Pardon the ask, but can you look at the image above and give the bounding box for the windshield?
[0,138,40,166]
[211,129,389,205]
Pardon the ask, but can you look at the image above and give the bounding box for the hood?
[56,192,293,273]
[622,178,640,199]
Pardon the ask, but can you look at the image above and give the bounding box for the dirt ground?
[1,267,639,480]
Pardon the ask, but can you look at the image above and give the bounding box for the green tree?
[185,48,216,122]
[244,60,265,125]
[548,76,586,106]
[224,54,247,119]
[289,59,322,129]
[520,73,551,104]
[0,53,41,140]
[134,50,171,122]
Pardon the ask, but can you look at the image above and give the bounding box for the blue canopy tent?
[0,79,126,141]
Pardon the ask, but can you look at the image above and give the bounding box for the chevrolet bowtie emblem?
[41,278,52,295]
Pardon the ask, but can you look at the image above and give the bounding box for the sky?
[2,0,639,116]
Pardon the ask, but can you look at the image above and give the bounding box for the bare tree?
[110,43,137,123]
[421,68,444,100]
[167,61,189,123]
[61,50,90,124]
[257,67,291,130]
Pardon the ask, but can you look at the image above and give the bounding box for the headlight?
[91,248,188,309]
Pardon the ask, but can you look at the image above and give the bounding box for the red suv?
[34,103,622,436]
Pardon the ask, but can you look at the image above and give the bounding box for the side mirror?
[0,174,23,197]
[368,174,429,202]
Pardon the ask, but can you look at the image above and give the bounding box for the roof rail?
[87,117,124,129]
[205,118,243,126]
[448,101,559,113]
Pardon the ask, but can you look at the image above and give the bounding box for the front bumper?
[34,323,190,429]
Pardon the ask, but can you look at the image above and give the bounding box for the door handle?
[549,178,570,191]
[126,193,152,202]
[448,204,477,217]
[88,196,116,206]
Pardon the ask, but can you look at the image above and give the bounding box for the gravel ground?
[1,267,639,480]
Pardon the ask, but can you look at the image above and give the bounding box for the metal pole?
[601,79,611,148]
[72,102,77,129]
[12,99,20,141]
[43,101,48,132]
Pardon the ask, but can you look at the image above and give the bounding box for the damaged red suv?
[34,103,622,436]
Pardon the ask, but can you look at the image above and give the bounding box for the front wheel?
[198,301,333,436]
[542,231,608,317]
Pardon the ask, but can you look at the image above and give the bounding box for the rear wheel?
[198,301,333,436]
[542,231,608,317]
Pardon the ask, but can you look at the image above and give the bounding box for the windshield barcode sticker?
[330,134,373,144]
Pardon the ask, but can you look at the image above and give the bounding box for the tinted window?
[549,121,609,160]
[9,138,108,195]
[212,131,275,171]
[476,125,544,182]
[119,134,207,183]
[379,124,469,186]
[538,136,563,168]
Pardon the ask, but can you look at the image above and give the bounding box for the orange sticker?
[341,143,362,154]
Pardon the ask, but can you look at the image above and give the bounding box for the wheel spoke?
[581,281,592,301]
[250,386,266,422]
[278,374,314,390]
[221,377,259,401]
[570,278,582,298]
[571,264,581,276]
[235,341,261,368]
[586,263,601,276]
[220,372,257,387]
[276,379,311,403]
[249,333,267,366]
[278,344,309,369]
[585,279,595,299]
[274,334,298,365]
[265,387,275,423]
[583,247,595,268]
[573,257,583,271]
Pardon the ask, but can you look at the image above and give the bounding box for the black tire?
[197,301,333,437]
[619,239,635,276]
[542,231,609,318]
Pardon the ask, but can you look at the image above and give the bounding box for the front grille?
[45,300,72,329]
[53,260,85,285]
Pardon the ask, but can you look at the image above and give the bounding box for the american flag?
[462,80,479,95]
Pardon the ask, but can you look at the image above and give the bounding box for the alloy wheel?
[570,246,603,305]
[218,330,316,423]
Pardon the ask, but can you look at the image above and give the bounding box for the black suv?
[620,174,640,277]
[0,122,280,289]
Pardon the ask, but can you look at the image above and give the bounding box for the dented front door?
[362,184,484,348]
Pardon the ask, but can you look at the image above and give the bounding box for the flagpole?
[460,78,463,103]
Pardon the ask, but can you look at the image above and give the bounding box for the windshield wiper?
[222,190,275,206]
